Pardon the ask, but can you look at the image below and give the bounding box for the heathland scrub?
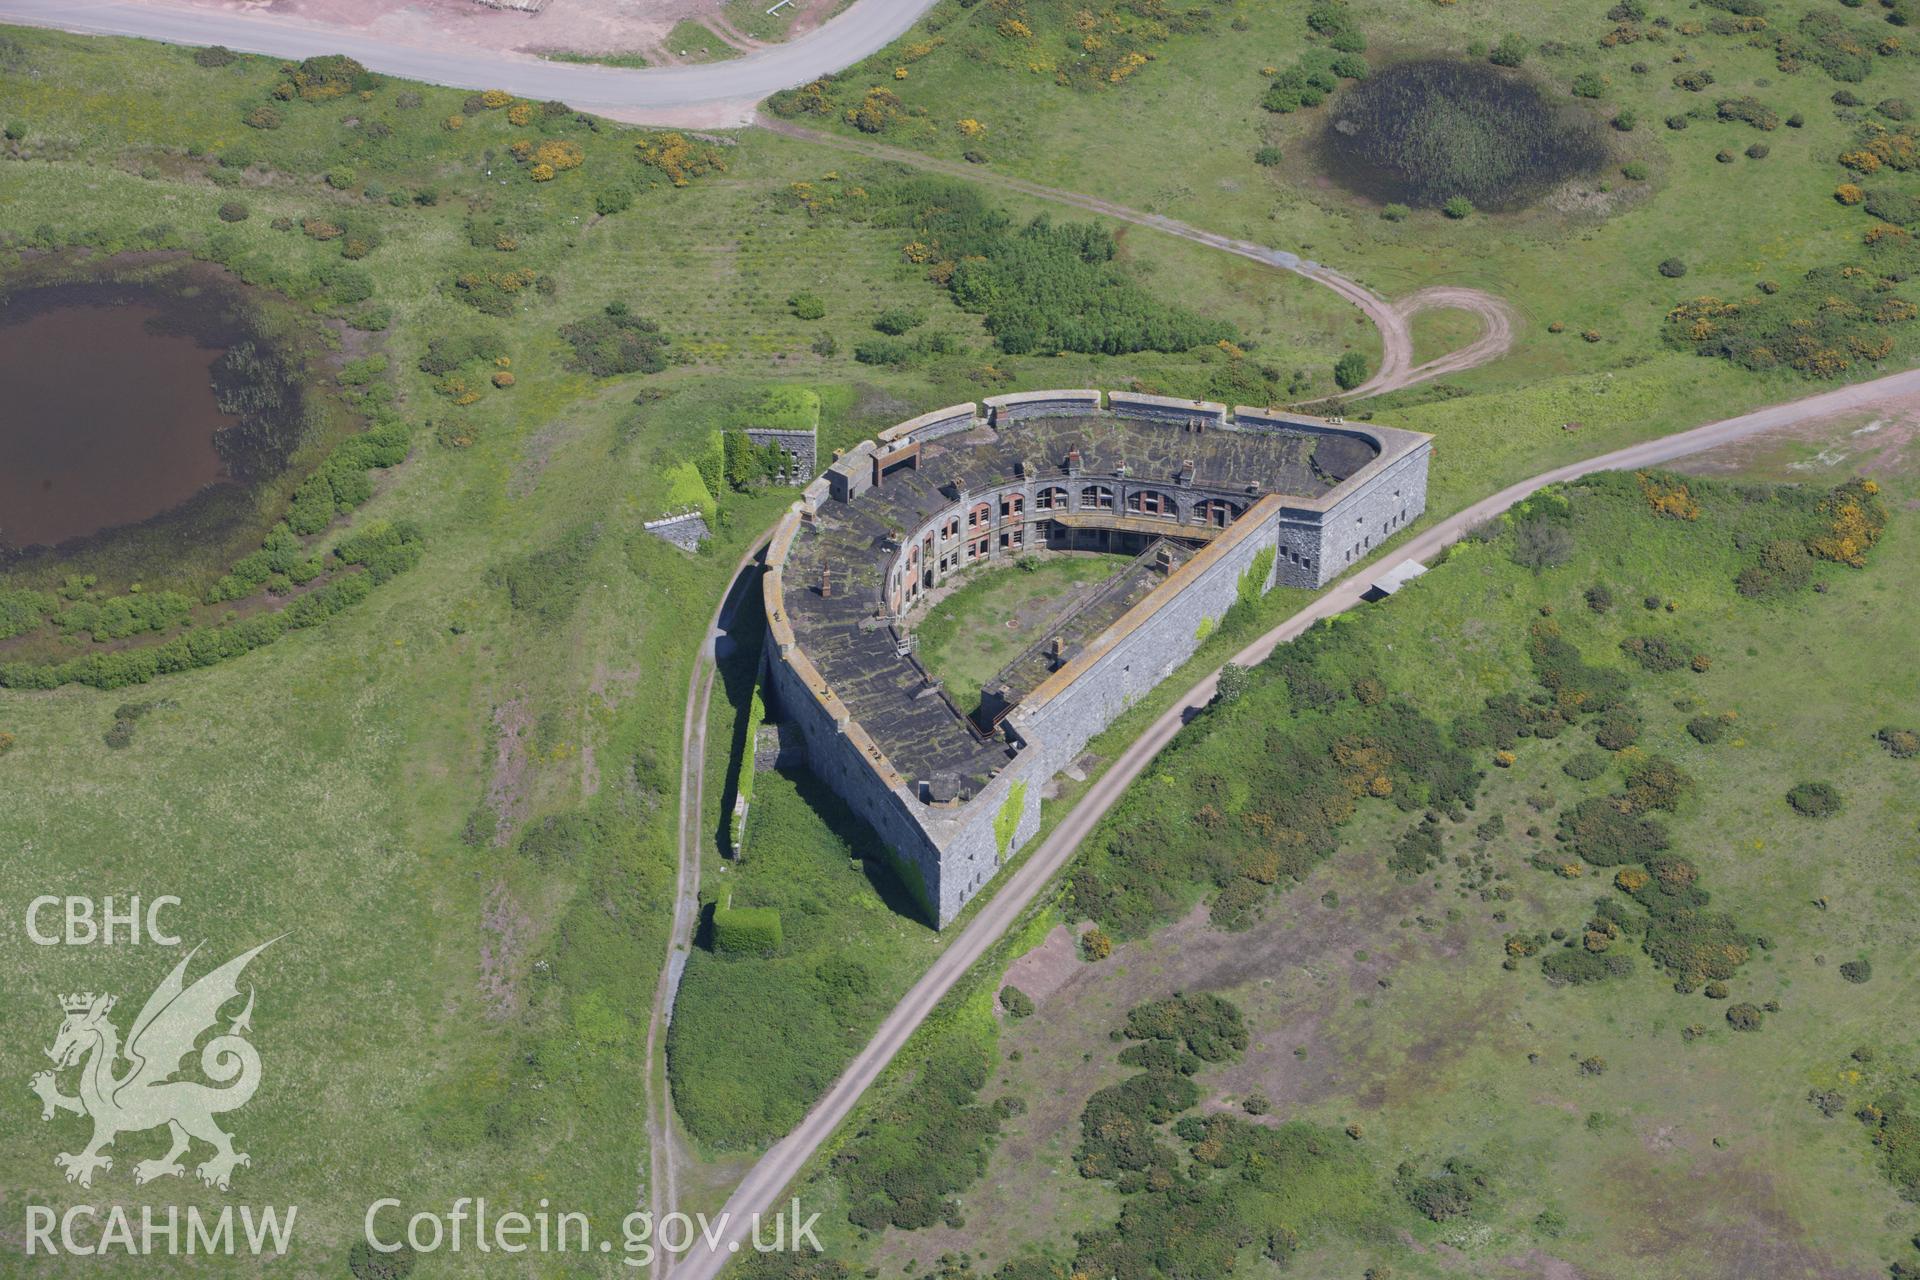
[767,0,1918,401]
[788,460,1920,1280]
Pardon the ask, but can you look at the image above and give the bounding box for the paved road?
[756,118,1518,399]
[669,365,1920,1279]
[0,0,943,121]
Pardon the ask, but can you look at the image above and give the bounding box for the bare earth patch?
[1673,390,1920,485]
[487,695,533,845]
[478,879,532,1021]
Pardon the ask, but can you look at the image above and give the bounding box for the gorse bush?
[1666,267,1916,378]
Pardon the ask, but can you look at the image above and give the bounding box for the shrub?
[1674,69,1716,92]
[999,985,1034,1017]
[1864,189,1920,228]
[1381,202,1411,221]
[216,201,249,223]
[712,905,783,956]
[1623,755,1693,812]
[193,45,238,68]
[1400,1157,1493,1221]
[1876,727,1920,758]
[1838,958,1873,983]
[559,306,671,376]
[347,1239,417,1280]
[1621,634,1689,672]
[1786,781,1841,817]
[1666,114,1690,130]
[1716,149,1737,163]
[788,291,825,320]
[1563,750,1609,781]
[1489,34,1530,66]
[872,307,925,335]
[1658,257,1688,278]
[242,105,282,130]
[1334,350,1370,389]
[1686,715,1728,744]
[1612,109,1637,132]
[1622,161,1650,180]
[1442,196,1474,219]
[1746,143,1770,160]
[1879,99,1914,122]
[1512,516,1574,569]
[1726,1002,1763,1030]
[1571,71,1607,98]
[1081,928,1113,961]
[1254,145,1284,167]
[1558,796,1668,865]
[1717,96,1780,130]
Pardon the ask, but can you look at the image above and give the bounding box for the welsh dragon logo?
[30,940,276,1191]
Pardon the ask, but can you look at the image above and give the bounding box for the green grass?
[664,21,742,63]
[668,766,946,1150]
[912,552,1133,713]
[1408,305,1486,366]
[537,49,652,69]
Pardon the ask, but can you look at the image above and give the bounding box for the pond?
[0,289,237,550]
[1316,59,1611,212]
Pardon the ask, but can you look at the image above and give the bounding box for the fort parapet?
[762,392,1431,925]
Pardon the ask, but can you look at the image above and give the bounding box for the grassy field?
[763,443,1920,1279]
[911,551,1134,714]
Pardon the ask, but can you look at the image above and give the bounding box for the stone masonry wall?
[760,640,949,920]
[1013,501,1283,782]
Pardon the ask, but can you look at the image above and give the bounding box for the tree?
[1489,34,1530,67]
[1333,350,1370,389]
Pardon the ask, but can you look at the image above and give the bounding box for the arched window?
[968,501,992,529]
[1034,486,1068,511]
[1125,490,1174,518]
[1199,498,1238,527]
[1001,492,1025,518]
[1081,485,1114,511]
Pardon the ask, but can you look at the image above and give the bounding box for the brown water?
[0,301,235,550]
